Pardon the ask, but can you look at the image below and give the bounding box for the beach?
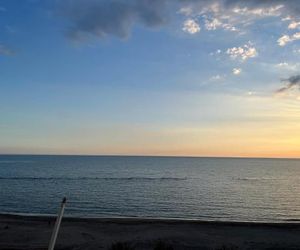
[1,214,300,250]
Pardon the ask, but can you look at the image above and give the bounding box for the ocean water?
[0,155,300,222]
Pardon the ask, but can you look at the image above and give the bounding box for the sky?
[1,0,300,157]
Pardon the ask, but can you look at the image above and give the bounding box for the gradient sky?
[1,0,300,157]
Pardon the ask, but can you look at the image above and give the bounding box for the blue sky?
[1,0,300,156]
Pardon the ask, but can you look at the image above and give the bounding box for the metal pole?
[48,197,67,250]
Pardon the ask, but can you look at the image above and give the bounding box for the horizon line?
[1,153,300,160]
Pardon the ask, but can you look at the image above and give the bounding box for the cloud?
[204,18,222,30]
[203,16,238,32]
[220,0,300,17]
[288,21,300,29]
[278,32,300,46]
[0,44,15,56]
[230,5,283,17]
[209,49,222,56]
[276,74,300,93]
[179,1,285,34]
[59,0,300,41]
[182,18,200,34]
[293,49,300,54]
[226,43,258,61]
[233,68,242,75]
[276,62,289,67]
[277,35,291,46]
[275,62,300,71]
[61,0,169,41]
[210,74,223,81]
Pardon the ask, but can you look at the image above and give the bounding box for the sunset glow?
[1,0,300,157]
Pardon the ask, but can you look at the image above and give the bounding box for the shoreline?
[2,212,300,227]
[1,214,300,249]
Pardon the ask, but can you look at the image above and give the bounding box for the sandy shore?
[1,214,300,250]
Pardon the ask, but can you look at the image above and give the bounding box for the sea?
[0,155,300,222]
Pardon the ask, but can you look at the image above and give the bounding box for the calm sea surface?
[0,155,300,222]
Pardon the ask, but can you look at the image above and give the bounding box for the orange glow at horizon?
[2,93,300,159]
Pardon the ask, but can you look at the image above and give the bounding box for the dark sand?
[1,214,300,250]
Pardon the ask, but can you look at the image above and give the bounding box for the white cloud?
[288,21,300,29]
[278,32,300,46]
[275,62,300,71]
[204,18,223,30]
[276,62,289,67]
[282,16,292,21]
[231,5,283,17]
[204,16,237,32]
[277,35,291,46]
[233,68,242,75]
[210,74,223,81]
[226,43,258,61]
[180,2,284,34]
[182,19,201,34]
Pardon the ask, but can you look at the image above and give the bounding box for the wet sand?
[1,214,300,249]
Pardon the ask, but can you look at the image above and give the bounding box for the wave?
[233,177,281,181]
[284,219,300,222]
[0,160,34,164]
[0,176,187,181]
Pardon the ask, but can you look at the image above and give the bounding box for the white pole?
[48,197,67,250]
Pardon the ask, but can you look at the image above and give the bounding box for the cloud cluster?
[179,0,287,36]
[277,32,300,46]
[182,18,200,34]
[226,43,258,61]
[276,75,300,93]
[59,0,300,41]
